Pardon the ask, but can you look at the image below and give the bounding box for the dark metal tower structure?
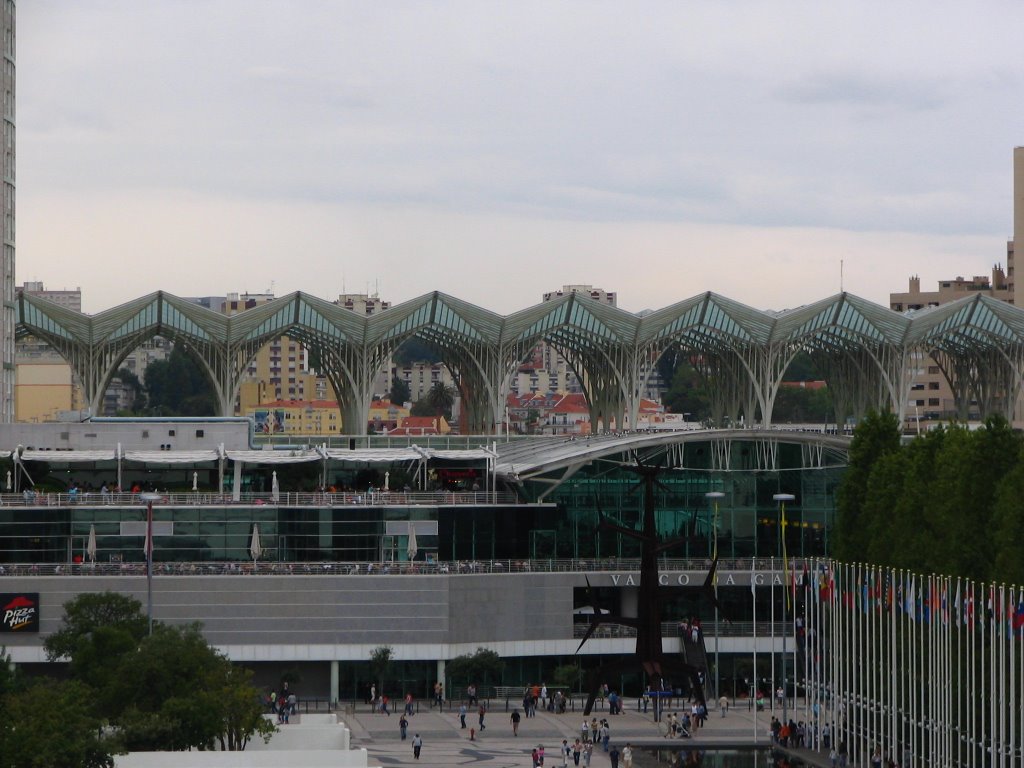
[576,457,725,715]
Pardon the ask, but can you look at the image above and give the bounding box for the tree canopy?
[38,592,273,754]
[834,413,1024,583]
[143,346,218,416]
[446,647,504,688]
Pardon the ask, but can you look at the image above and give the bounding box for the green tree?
[991,449,1024,585]
[782,352,822,381]
[44,592,148,696]
[551,662,582,692]
[369,645,395,696]
[144,346,217,416]
[111,367,147,413]
[411,382,456,421]
[771,386,833,423]
[860,449,909,566]
[389,375,411,406]
[662,361,711,422]
[393,338,442,367]
[0,679,116,768]
[46,593,272,752]
[833,410,901,561]
[446,647,504,689]
[108,623,273,751]
[886,428,947,571]
[929,416,1021,580]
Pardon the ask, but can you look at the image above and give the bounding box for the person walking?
[399,714,409,740]
[411,733,423,759]
[511,708,521,736]
[478,703,487,730]
[719,694,729,717]
[459,703,467,728]
[621,743,633,768]
[560,738,571,767]
[610,745,620,768]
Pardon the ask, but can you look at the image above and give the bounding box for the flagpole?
[141,492,161,635]
[751,558,758,744]
[706,491,724,702]
[773,493,794,727]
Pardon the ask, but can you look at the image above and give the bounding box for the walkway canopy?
[17,289,1024,431]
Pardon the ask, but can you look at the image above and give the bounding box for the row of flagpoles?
[791,559,1024,768]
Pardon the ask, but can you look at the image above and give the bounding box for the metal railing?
[1,490,521,508]
[0,556,806,578]
[572,620,797,639]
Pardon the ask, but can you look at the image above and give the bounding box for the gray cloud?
[15,0,1024,312]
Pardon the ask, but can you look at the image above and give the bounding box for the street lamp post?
[773,492,795,728]
[140,493,162,635]
[705,491,725,703]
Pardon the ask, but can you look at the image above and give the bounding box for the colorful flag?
[906,576,916,621]
[1013,597,1024,633]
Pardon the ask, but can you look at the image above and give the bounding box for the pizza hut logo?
[1,593,39,633]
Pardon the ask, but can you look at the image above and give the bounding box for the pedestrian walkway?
[343,699,835,767]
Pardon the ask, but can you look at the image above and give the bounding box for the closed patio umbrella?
[406,521,418,561]
[250,523,262,562]
[87,524,97,565]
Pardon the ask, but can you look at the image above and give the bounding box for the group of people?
[578,717,612,750]
[678,618,703,645]
[556,738,633,768]
[268,683,297,724]
[664,711,693,739]
[769,716,808,749]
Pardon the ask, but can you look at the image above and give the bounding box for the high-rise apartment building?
[1013,146,1023,298]
[1,2,14,422]
[236,293,392,420]
[511,286,618,397]
[18,281,82,311]
[15,283,87,421]
[889,148,1024,425]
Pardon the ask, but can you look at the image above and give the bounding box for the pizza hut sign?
[1,593,39,633]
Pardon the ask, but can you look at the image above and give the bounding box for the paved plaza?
[340,699,828,767]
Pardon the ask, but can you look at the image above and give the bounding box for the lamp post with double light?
[772,492,795,726]
[705,490,725,701]
[141,492,162,635]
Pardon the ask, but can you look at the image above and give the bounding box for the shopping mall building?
[0,417,847,702]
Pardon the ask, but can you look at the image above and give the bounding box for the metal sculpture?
[575,455,727,715]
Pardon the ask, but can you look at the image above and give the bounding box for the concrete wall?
[0,419,252,451]
[0,572,575,663]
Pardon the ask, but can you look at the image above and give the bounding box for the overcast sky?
[16,1,1024,314]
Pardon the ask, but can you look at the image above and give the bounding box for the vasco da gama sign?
[1,593,39,633]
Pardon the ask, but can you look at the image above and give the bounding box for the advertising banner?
[1,593,40,633]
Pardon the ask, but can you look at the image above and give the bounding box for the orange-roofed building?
[368,398,410,432]
[545,393,592,435]
[389,415,451,436]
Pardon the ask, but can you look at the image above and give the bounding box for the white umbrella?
[406,521,418,561]
[271,471,280,503]
[86,524,98,565]
[192,471,198,492]
[250,523,262,562]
